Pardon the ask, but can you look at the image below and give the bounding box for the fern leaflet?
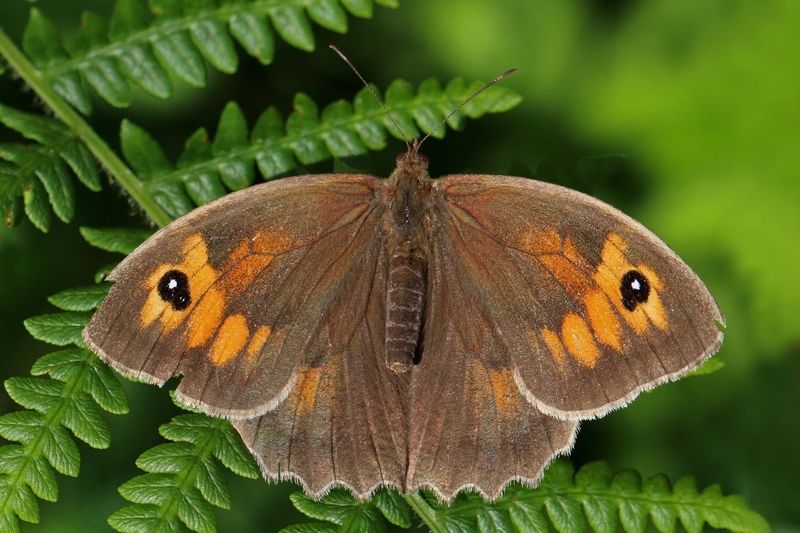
[0,103,101,232]
[119,79,521,218]
[17,0,398,114]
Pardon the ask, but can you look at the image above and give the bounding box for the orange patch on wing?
[563,237,591,270]
[252,231,294,255]
[640,291,669,330]
[221,255,273,293]
[561,312,601,367]
[209,314,249,366]
[584,290,622,351]
[140,288,169,327]
[518,228,561,254]
[296,366,323,414]
[539,327,566,366]
[246,325,272,359]
[187,287,226,348]
[488,368,521,418]
[539,255,592,298]
[637,263,664,291]
[227,239,251,265]
[594,234,649,333]
[180,233,211,273]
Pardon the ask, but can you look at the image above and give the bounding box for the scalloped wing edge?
[248,420,580,504]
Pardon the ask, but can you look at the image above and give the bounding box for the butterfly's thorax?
[383,149,433,373]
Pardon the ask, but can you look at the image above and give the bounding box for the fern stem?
[403,493,448,533]
[0,28,173,227]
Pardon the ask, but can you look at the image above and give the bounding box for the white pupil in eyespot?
[631,279,641,291]
[168,278,178,290]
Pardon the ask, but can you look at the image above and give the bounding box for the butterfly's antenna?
[417,67,518,149]
[329,45,411,152]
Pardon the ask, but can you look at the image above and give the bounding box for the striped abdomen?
[385,243,426,373]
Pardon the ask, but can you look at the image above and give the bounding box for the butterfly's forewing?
[84,174,387,418]
[406,234,577,500]
[235,243,410,497]
[433,174,724,420]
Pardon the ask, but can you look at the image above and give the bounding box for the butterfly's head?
[397,139,429,170]
[391,142,431,189]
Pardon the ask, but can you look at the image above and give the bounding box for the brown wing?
[431,174,724,420]
[84,174,388,418]
[406,229,577,501]
[234,243,410,498]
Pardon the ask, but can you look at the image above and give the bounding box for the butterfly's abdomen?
[385,242,426,374]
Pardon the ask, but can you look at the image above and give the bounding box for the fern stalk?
[403,493,446,533]
[0,28,172,227]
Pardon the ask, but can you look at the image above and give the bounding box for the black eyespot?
[157,270,191,311]
[620,270,650,311]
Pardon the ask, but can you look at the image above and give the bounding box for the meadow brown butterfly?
[84,63,724,501]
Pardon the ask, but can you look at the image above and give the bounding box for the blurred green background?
[1,0,798,531]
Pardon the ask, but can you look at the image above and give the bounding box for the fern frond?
[0,283,128,532]
[284,489,412,532]
[16,0,398,114]
[390,460,768,533]
[108,409,260,533]
[0,103,101,231]
[120,79,521,218]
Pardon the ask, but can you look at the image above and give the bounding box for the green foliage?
[687,357,725,378]
[0,103,101,232]
[119,80,521,218]
[0,282,127,532]
[20,0,398,114]
[285,489,412,532]
[79,226,153,254]
[108,411,260,533]
[288,461,769,533]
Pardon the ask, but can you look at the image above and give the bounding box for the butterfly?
[83,134,724,502]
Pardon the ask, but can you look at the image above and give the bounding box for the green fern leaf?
[108,504,182,533]
[0,286,128,530]
[109,410,259,533]
[398,460,769,533]
[281,524,338,533]
[0,103,101,231]
[79,226,153,254]
[17,0,398,112]
[22,8,92,114]
[136,442,230,509]
[21,177,51,232]
[0,447,58,503]
[4,378,66,415]
[286,489,412,532]
[308,0,349,34]
[47,283,111,311]
[119,79,520,218]
[687,357,725,377]
[23,311,93,346]
[372,490,413,528]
